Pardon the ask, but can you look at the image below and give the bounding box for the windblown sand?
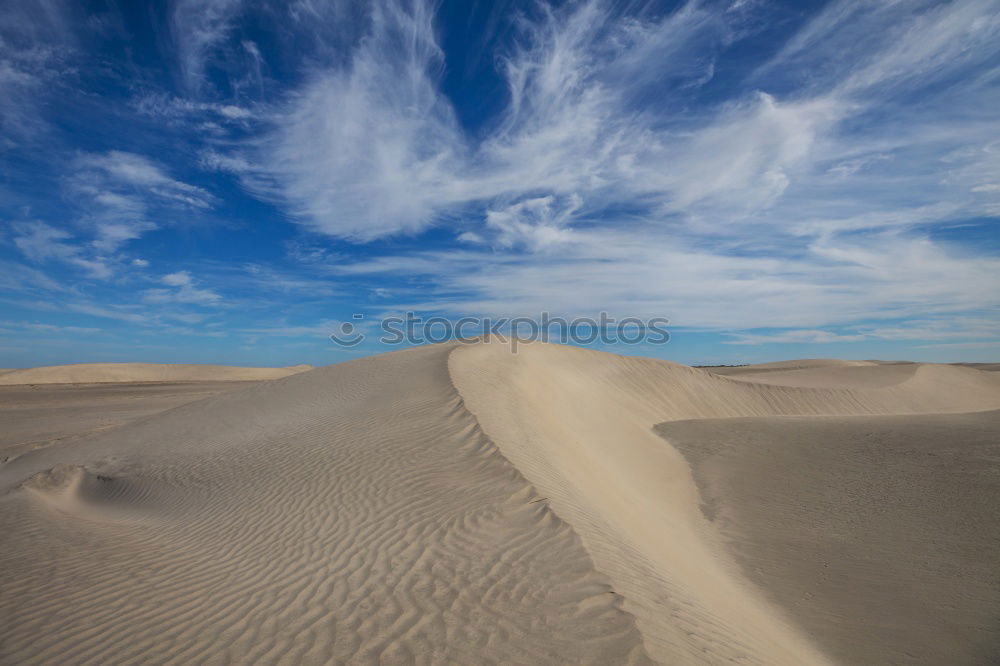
[1,342,998,664]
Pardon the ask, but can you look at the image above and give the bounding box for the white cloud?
[0,259,66,293]
[215,104,250,119]
[723,317,1000,345]
[133,93,253,122]
[914,341,1000,350]
[144,271,221,305]
[7,152,217,280]
[65,302,148,324]
[41,151,219,267]
[251,0,465,240]
[169,0,244,91]
[246,0,994,245]
[240,319,356,338]
[161,271,193,287]
[0,0,75,139]
[0,320,101,335]
[11,221,111,278]
[75,151,214,209]
[199,149,252,174]
[334,227,1000,332]
[474,194,581,251]
[725,330,867,345]
[649,92,842,214]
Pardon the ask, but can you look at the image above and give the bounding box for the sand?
[0,362,312,385]
[658,410,1000,665]
[1,340,999,664]
[0,381,271,461]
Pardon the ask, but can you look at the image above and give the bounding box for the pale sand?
[1,339,999,664]
[657,410,1000,665]
[0,344,650,664]
[0,381,270,460]
[450,340,1000,664]
[0,362,312,385]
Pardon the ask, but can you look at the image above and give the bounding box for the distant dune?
[0,362,313,385]
[1,340,998,664]
[0,381,282,460]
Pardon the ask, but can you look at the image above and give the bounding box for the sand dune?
[0,362,313,385]
[712,358,880,372]
[710,361,921,388]
[2,340,999,664]
[450,341,1000,664]
[0,344,650,664]
[956,362,1000,372]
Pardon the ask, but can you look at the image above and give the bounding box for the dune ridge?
[0,362,313,385]
[2,340,999,663]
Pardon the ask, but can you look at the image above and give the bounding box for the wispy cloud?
[334,228,1000,330]
[143,271,221,305]
[0,320,101,335]
[0,259,68,293]
[248,0,463,239]
[7,151,216,279]
[74,151,214,211]
[233,1,825,239]
[0,0,75,141]
[242,0,998,239]
[725,330,868,345]
[724,317,1000,346]
[169,0,245,92]
[227,0,998,344]
[11,221,112,278]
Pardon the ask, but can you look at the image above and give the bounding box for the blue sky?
[1,0,998,367]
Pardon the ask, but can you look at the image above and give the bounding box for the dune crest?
[0,362,313,385]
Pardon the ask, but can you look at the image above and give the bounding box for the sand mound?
[22,464,174,520]
[2,340,999,664]
[0,362,313,385]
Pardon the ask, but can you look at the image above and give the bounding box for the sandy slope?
[0,362,313,385]
[2,340,999,664]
